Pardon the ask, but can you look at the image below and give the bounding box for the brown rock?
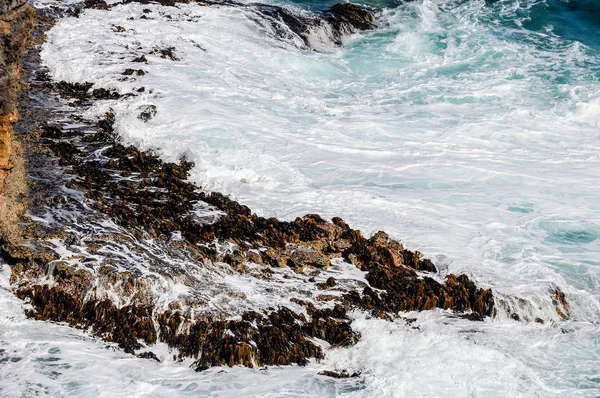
[289,247,330,269]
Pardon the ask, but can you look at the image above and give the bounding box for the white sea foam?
[3,0,599,395]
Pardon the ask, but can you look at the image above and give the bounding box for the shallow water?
[4,0,600,395]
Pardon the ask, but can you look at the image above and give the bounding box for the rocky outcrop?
[251,2,376,48]
[7,72,496,371]
[0,0,34,247]
[0,0,34,188]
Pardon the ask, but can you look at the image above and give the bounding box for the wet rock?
[92,88,121,100]
[552,287,570,320]
[35,70,51,81]
[152,46,179,61]
[317,277,336,289]
[289,247,330,269]
[318,370,361,378]
[251,2,375,49]
[156,306,356,371]
[326,3,376,33]
[16,284,157,354]
[138,104,156,121]
[123,68,145,76]
[344,269,494,320]
[136,351,160,362]
[84,0,110,10]
[40,123,62,139]
[54,81,94,101]
[123,0,187,6]
[132,55,147,63]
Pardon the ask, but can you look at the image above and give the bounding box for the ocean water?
[3,0,600,396]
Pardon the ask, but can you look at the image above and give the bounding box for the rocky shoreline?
[1,0,569,373]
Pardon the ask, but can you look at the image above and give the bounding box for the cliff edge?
[0,0,34,242]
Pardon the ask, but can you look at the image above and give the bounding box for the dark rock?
[318,370,361,378]
[138,105,156,122]
[92,88,121,100]
[35,70,51,82]
[136,351,160,362]
[326,3,375,32]
[152,47,179,61]
[317,277,336,289]
[251,2,375,49]
[54,81,94,101]
[84,0,110,10]
[132,55,147,63]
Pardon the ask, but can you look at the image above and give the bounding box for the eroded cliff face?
[0,0,34,245]
[0,0,34,189]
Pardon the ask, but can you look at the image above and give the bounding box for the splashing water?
[3,0,600,395]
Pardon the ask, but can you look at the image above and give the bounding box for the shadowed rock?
[251,2,376,48]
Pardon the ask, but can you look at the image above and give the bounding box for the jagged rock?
[0,0,34,189]
[138,104,156,121]
[84,0,110,10]
[289,247,330,269]
[152,46,178,61]
[251,2,375,49]
[92,87,121,100]
[136,351,160,361]
[318,370,361,378]
[123,68,145,76]
[317,277,336,289]
[326,3,375,33]
[552,287,570,319]
[53,81,94,103]
[132,54,147,63]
